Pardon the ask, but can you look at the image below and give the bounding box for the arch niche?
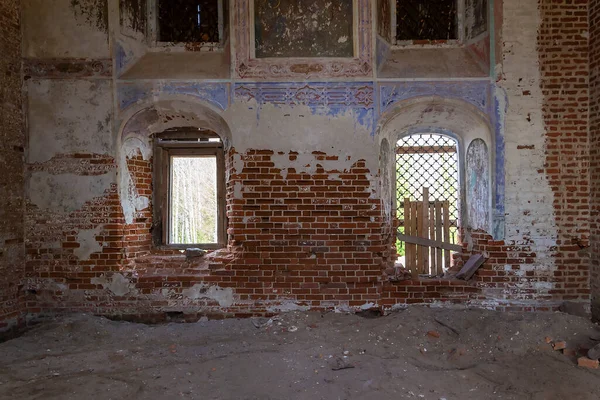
[117,97,233,227]
[377,96,495,250]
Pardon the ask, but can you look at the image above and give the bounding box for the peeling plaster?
[233,182,243,199]
[74,225,104,260]
[497,0,557,272]
[224,100,378,176]
[28,171,116,213]
[120,137,151,224]
[26,79,114,163]
[266,301,311,313]
[182,283,235,307]
[22,0,110,58]
[92,273,133,297]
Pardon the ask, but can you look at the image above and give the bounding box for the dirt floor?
[1,307,600,400]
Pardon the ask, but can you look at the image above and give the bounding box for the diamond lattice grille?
[396,133,459,242]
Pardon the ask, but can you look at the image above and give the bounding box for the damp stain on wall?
[254,0,354,58]
[120,0,147,34]
[69,0,109,33]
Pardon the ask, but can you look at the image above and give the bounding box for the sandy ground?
[1,307,600,400]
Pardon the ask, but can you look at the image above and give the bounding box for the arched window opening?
[395,132,461,276]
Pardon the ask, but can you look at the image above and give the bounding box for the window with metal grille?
[396,0,457,41]
[157,0,220,43]
[395,133,459,261]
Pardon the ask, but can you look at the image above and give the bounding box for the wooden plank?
[435,201,443,275]
[429,204,435,275]
[416,202,423,275]
[456,254,486,280]
[421,188,429,275]
[396,233,462,252]
[411,202,418,278]
[443,201,451,270]
[396,145,457,155]
[216,148,227,246]
[403,198,411,272]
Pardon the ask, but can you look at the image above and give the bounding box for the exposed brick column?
[590,0,600,320]
[539,0,590,303]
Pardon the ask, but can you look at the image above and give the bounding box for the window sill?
[118,51,231,80]
[378,47,488,79]
[391,40,462,50]
[148,41,225,53]
[132,246,232,272]
[154,244,225,251]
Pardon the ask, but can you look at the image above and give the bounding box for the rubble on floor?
[1,307,600,399]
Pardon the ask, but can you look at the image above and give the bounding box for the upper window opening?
[395,133,460,276]
[157,0,221,43]
[154,129,226,249]
[396,0,457,41]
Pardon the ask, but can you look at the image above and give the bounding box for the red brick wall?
[19,0,596,319]
[590,0,600,320]
[0,0,25,330]
[25,149,392,316]
[123,153,153,260]
[538,0,590,304]
[24,146,588,317]
[25,155,123,315]
[225,150,388,308]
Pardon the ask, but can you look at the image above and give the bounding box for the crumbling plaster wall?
[22,0,119,316]
[19,0,594,318]
[495,0,560,296]
[0,0,26,331]
[22,0,110,59]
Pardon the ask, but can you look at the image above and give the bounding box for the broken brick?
[552,341,567,351]
[578,357,599,369]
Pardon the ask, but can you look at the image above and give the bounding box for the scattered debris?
[545,336,553,344]
[456,254,485,280]
[578,357,600,369]
[330,357,354,371]
[387,266,413,282]
[185,248,206,261]
[588,343,600,360]
[3,307,600,398]
[427,330,441,338]
[251,317,274,329]
[552,341,567,351]
[434,318,460,336]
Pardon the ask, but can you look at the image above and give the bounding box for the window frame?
[147,0,227,49]
[153,131,227,250]
[389,0,466,47]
